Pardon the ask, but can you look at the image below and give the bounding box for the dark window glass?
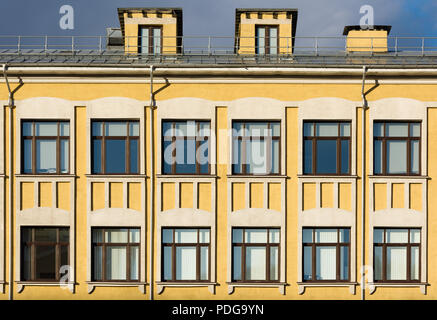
[303,121,351,175]
[22,121,70,174]
[91,121,139,174]
[21,227,69,281]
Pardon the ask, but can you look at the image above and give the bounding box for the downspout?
[2,64,13,301]
[148,65,155,300]
[360,65,368,301]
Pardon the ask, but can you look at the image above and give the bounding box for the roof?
[343,25,392,35]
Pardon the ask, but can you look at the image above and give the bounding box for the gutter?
[360,65,368,301]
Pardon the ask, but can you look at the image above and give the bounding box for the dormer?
[117,7,183,55]
[343,25,391,53]
[235,8,298,55]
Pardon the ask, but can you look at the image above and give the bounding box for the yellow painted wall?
[346,30,388,52]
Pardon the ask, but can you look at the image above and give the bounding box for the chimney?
[343,25,391,53]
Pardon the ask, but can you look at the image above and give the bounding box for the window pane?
[130,246,139,280]
[129,139,139,174]
[175,229,198,243]
[339,229,350,243]
[176,247,196,280]
[386,123,408,137]
[92,122,102,136]
[410,229,420,243]
[271,139,280,174]
[174,122,187,137]
[316,140,337,174]
[316,246,336,280]
[162,229,173,243]
[92,139,102,174]
[35,245,56,279]
[269,229,280,243]
[245,229,268,243]
[162,140,174,174]
[373,229,384,243]
[303,246,312,280]
[411,140,419,174]
[233,246,242,280]
[386,229,408,243]
[59,229,69,242]
[315,229,337,243]
[304,123,314,137]
[175,140,196,174]
[105,229,128,243]
[129,229,140,243]
[303,140,313,174]
[60,140,69,173]
[340,246,349,280]
[232,229,243,243]
[256,27,265,55]
[61,246,68,269]
[340,123,351,137]
[269,27,278,54]
[198,140,210,174]
[247,139,267,174]
[410,123,420,137]
[302,229,313,243]
[374,246,383,281]
[200,246,209,280]
[140,27,149,54]
[271,123,280,136]
[162,122,173,137]
[386,141,407,174]
[23,139,32,173]
[105,122,127,136]
[153,28,161,54]
[374,140,383,174]
[246,247,266,280]
[198,122,211,137]
[232,138,243,174]
[129,122,139,136]
[270,246,279,280]
[199,229,210,243]
[23,245,31,280]
[22,122,33,136]
[185,121,196,137]
[60,122,70,136]
[316,123,338,137]
[36,140,57,173]
[35,122,57,136]
[163,246,172,280]
[387,247,407,280]
[35,228,57,242]
[411,246,420,280]
[106,246,127,280]
[340,140,350,174]
[105,139,126,173]
[92,229,103,243]
[374,123,384,137]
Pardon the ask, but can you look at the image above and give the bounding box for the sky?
[0,0,436,50]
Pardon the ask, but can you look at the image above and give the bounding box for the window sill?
[367,282,429,295]
[157,174,218,179]
[15,174,77,179]
[16,281,76,293]
[368,175,430,180]
[297,175,358,179]
[85,174,148,179]
[297,282,358,295]
[227,175,288,179]
[156,281,218,295]
[86,281,148,294]
[227,282,287,295]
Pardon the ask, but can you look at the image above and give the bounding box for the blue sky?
[0,0,435,37]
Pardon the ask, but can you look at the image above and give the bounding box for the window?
[92,228,140,281]
[162,228,210,282]
[21,227,69,281]
[374,122,421,175]
[22,120,70,174]
[255,25,278,55]
[232,228,280,282]
[373,228,420,282]
[162,120,210,175]
[303,121,351,175]
[232,121,280,175]
[303,228,350,282]
[92,121,139,174]
[139,26,162,55]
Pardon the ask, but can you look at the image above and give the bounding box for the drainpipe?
[360,65,368,301]
[2,64,13,301]
[148,65,155,300]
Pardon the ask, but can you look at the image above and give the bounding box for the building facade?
[0,7,436,300]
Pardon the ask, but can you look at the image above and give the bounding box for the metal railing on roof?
[1,35,437,65]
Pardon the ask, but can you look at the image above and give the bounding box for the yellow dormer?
[117,7,183,55]
[235,8,298,55]
[344,25,391,53]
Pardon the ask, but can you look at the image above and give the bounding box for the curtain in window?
[130,246,139,280]
[93,246,103,280]
[256,27,265,54]
[246,247,266,280]
[36,140,57,173]
[176,247,197,280]
[387,247,407,280]
[316,246,336,280]
[106,246,127,280]
[269,27,277,54]
[387,141,407,174]
[140,27,149,54]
